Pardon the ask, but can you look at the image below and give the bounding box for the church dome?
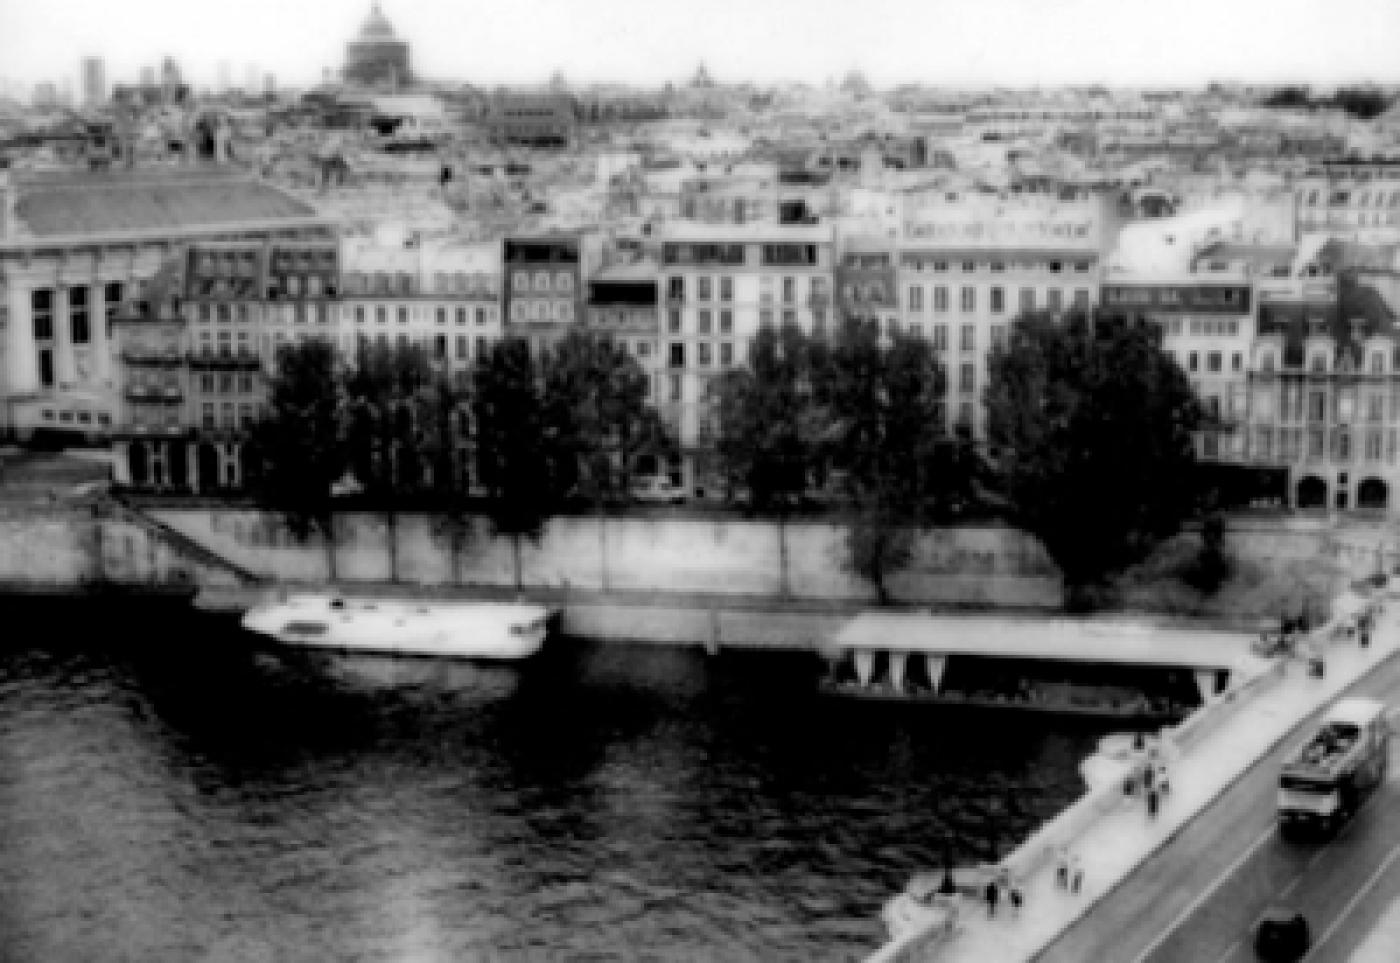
[358,3,397,40]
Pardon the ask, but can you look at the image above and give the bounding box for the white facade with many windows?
[656,221,834,490]
[897,199,1104,438]
[339,239,504,385]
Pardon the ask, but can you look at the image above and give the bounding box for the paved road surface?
[1036,648,1400,963]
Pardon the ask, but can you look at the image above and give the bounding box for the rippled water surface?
[0,596,1108,962]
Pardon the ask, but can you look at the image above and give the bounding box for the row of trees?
[714,312,1206,606]
[247,329,670,585]
[250,309,1207,608]
[714,319,984,601]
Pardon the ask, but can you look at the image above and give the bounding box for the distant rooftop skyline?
[2,0,1398,95]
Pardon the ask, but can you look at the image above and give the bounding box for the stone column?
[88,279,108,389]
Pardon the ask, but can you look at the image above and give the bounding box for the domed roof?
[358,3,397,40]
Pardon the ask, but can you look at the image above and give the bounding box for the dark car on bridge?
[1253,907,1310,962]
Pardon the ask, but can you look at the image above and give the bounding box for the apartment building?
[1099,275,1255,463]
[656,221,834,489]
[1294,160,1400,242]
[110,239,340,492]
[835,238,898,330]
[339,238,504,385]
[896,197,1105,437]
[502,233,602,356]
[1244,266,1400,513]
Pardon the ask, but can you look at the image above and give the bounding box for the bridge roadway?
[1037,645,1400,963]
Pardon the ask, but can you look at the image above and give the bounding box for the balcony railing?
[120,349,184,367]
[124,385,184,403]
[187,350,262,369]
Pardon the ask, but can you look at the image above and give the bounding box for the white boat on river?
[240,593,554,661]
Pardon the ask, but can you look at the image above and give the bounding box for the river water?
[0,596,1107,962]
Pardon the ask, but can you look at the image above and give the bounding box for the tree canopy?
[984,311,1205,606]
[245,339,344,541]
[715,318,970,601]
[541,328,670,507]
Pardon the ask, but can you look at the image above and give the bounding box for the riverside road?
[1037,646,1400,963]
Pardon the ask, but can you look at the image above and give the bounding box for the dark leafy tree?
[342,341,435,582]
[822,318,959,603]
[425,372,474,583]
[715,323,820,510]
[541,328,670,507]
[984,310,1205,609]
[245,338,344,579]
[473,337,554,590]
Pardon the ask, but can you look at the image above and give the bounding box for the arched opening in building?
[1358,478,1389,511]
[198,443,220,491]
[128,442,149,488]
[1296,475,1328,510]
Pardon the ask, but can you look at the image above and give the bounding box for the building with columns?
[0,168,331,447]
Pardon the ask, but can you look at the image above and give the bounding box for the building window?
[720,342,734,367]
[1207,352,1222,373]
[960,324,975,351]
[960,287,975,313]
[782,277,796,303]
[667,277,685,301]
[669,373,682,402]
[720,277,733,302]
[959,363,975,393]
[934,286,949,312]
[698,277,712,300]
[1019,288,1035,312]
[719,310,733,335]
[909,286,924,312]
[668,310,681,333]
[202,403,216,429]
[1047,289,1063,313]
[698,342,713,366]
[933,324,948,350]
[32,289,53,340]
[1074,289,1090,308]
[698,310,712,335]
[669,343,685,368]
[397,306,409,324]
[1232,352,1242,372]
[990,287,1004,314]
[69,287,90,344]
[1189,352,1199,372]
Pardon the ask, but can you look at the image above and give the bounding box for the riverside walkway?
[868,587,1397,963]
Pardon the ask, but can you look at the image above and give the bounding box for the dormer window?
[1371,353,1386,374]
[1310,354,1328,373]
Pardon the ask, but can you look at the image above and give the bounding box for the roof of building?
[7,169,321,243]
[830,612,1262,671]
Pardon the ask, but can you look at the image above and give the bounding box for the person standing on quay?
[985,878,1000,918]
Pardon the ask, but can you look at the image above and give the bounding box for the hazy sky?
[2,0,1398,93]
